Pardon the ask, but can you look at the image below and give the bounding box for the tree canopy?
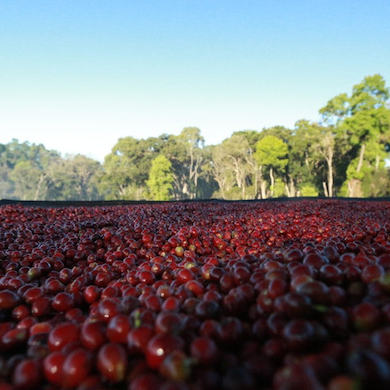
[146,155,174,201]
[1,74,389,201]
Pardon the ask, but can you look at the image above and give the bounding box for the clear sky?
[1,0,390,162]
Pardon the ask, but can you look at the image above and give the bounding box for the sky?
[1,0,390,162]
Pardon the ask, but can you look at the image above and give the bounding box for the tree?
[45,155,103,200]
[211,134,251,199]
[315,125,335,197]
[9,161,41,200]
[68,155,102,200]
[2,74,389,201]
[194,145,218,199]
[161,134,189,199]
[211,144,236,199]
[254,135,288,198]
[320,74,390,197]
[147,155,174,201]
[160,128,210,200]
[100,135,168,199]
[232,130,264,199]
[259,127,294,197]
[0,143,14,198]
[3,140,63,200]
[293,120,336,197]
[289,121,319,196]
[176,127,205,199]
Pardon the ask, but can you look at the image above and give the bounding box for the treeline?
[1,74,390,201]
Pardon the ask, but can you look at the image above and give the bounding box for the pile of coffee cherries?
[1,200,390,389]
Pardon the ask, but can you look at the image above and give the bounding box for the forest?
[1,74,390,201]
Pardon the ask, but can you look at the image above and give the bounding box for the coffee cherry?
[190,337,218,365]
[2,199,390,389]
[0,289,20,310]
[97,342,128,383]
[283,319,315,352]
[146,333,185,369]
[80,320,107,351]
[107,314,132,343]
[12,358,43,390]
[43,351,66,385]
[48,322,79,351]
[62,348,92,388]
[352,302,381,332]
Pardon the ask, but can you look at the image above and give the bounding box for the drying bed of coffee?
[1,199,390,389]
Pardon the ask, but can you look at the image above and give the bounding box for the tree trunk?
[188,149,203,199]
[269,167,275,198]
[256,166,265,199]
[347,143,365,198]
[254,170,258,199]
[193,169,199,199]
[182,182,189,198]
[375,154,380,170]
[327,146,334,197]
[219,183,226,199]
[290,177,296,197]
[356,143,365,173]
[119,185,125,197]
[285,183,291,197]
[34,174,45,201]
[233,158,242,189]
[328,165,333,197]
[348,179,363,198]
[213,170,227,199]
[322,182,329,197]
[260,181,267,199]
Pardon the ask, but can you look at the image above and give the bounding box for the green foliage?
[169,127,206,199]
[211,134,252,199]
[1,75,389,201]
[319,93,349,125]
[299,184,319,197]
[254,135,288,170]
[361,168,389,197]
[146,155,174,201]
[217,186,243,200]
[258,126,292,143]
[9,161,42,200]
[49,155,103,201]
[273,178,286,197]
[99,136,166,199]
[0,140,102,200]
[233,130,262,147]
[320,73,390,197]
[254,135,288,198]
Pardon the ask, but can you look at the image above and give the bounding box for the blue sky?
[1,0,390,162]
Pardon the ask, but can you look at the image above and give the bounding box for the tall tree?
[293,120,336,197]
[100,135,168,199]
[259,127,294,197]
[289,121,318,196]
[320,74,390,197]
[211,144,236,199]
[3,140,62,200]
[254,135,288,198]
[212,134,251,199]
[0,143,14,198]
[176,127,205,199]
[46,155,103,200]
[162,134,190,199]
[147,155,174,201]
[233,130,264,199]
[9,161,42,200]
